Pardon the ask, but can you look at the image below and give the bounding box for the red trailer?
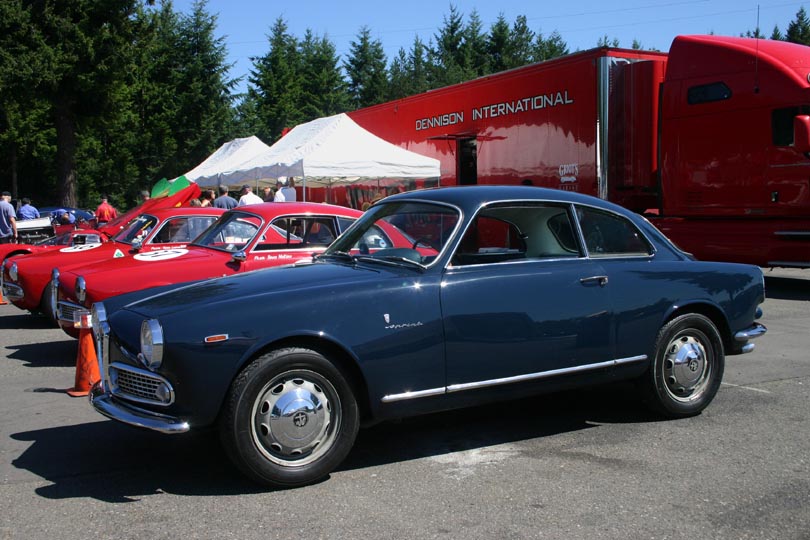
[348,35,810,268]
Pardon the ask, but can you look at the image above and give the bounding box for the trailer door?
[457,138,477,185]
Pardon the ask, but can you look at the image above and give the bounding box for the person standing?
[0,191,18,244]
[95,195,118,225]
[273,177,297,202]
[200,189,215,207]
[138,190,151,204]
[18,198,40,220]
[237,184,264,206]
[262,186,275,202]
[213,184,237,209]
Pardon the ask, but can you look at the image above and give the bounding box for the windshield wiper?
[315,251,357,264]
[354,255,425,270]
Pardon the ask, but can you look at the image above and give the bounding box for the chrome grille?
[110,362,174,406]
[57,300,85,323]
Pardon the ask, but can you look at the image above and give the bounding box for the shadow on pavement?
[10,383,658,501]
[0,311,57,330]
[5,339,77,368]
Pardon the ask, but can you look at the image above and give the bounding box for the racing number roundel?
[133,249,189,262]
[59,243,103,253]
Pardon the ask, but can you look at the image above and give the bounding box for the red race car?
[55,203,369,335]
[2,201,223,318]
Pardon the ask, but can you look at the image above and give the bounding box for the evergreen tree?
[299,30,349,118]
[786,7,810,45]
[464,10,489,77]
[432,4,469,85]
[0,1,139,207]
[533,31,569,62]
[507,15,535,68]
[344,26,388,108]
[771,25,785,41]
[171,0,238,174]
[249,17,302,141]
[597,35,620,47]
[487,14,511,73]
[388,48,411,100]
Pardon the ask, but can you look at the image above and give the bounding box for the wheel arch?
[239,335,373,425]
[663,302,732,351]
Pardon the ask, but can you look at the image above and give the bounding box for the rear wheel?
[220,347,359,488]
[640,313,724,418]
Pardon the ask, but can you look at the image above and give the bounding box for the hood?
[61,245,225,283]
[119,260,387,320]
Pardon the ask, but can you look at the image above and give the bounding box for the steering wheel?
[412,237,432,250]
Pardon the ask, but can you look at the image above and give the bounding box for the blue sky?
[173,0,809,93]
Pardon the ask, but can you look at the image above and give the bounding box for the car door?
[245,216,342,270]
[441,202,615,388]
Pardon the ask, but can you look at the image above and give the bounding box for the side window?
[451,204,578,266]
[576,207,653,257]
[687,82,731,105]
[151,217,191,243]
[337,217,355,234]
[772,106,810,146]
[304,218,338,246]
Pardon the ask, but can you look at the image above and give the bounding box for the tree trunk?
[54,95,77,207]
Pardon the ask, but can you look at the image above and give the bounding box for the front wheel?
[220,347,359,488]
[640,313,725,418]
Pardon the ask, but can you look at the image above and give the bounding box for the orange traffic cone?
[0,286,7,305]
[67,327,100,397]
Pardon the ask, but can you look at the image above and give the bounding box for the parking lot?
[0,267,808,540]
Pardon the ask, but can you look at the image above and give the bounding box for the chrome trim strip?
[734,323,767,342]
[773,231,810,237]
[90,384,189,434]
[446,355,646,393]
[381,387,446,403]
[381,355,647,403]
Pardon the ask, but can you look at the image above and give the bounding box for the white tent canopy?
[185,114,441,191]
[184,135,272,187]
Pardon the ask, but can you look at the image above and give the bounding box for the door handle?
[580,275,608,287]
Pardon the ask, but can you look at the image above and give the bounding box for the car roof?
[227,202,364,218]
[135,206,227,218]
[379,185,628,214]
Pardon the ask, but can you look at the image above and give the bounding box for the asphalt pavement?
[0,268,808,540]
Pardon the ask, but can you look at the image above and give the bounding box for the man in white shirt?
[273,177,297,202]
[237,184,264,206]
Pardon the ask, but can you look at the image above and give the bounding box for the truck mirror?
[793,115,810,155]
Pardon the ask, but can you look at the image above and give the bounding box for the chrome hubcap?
[251,370,339,467]
[663,334,711,402]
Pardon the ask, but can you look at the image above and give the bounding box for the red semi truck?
[347,35,810,268]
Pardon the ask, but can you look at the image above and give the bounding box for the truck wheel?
[640,313,725,418]
[220,347,359,488]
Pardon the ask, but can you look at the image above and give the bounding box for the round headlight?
[139,319,164,370]
[75,276,87,303]
[9,262,18,282]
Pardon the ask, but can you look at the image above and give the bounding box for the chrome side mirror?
[231,250,247,263]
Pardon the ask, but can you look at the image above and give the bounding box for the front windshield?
[192,211,263,252]
[325,201,459,266]
[113,214,159,244]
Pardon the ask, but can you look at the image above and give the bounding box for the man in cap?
[237,184,264,206]
[273,176,297,202]
[0,191,17,244]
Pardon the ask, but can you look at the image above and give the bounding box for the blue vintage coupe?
[89,186,767,487]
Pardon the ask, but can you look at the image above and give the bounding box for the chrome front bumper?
[734,322,767,354]
[1,282,23,301]
[90,383,190,434]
